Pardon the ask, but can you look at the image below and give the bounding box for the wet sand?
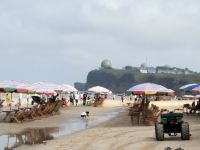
[1,100,200,150]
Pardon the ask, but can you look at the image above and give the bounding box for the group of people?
[69,92,89,106]
[69,92,106,106]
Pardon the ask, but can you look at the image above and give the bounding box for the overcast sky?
[0,0,199,85]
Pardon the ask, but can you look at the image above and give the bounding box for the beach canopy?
[0,80,78,95]
[0,80,33,93]
[29,82,78,95]
[179,83,199,91]
[192,86,200,92]
[127,83,169,95]
[62,84,78,93]
[183,95,194,98]
[195,95,200,98]
[157,89,175,96]
[88,86,112,94]
[30,82,61,95]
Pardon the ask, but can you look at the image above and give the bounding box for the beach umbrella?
[183,95,194,98]
[33,88,56,95]
[30,82,58,95]
[0,81,16,92]
[0,87,16,92]
[0,80,33,93]
[127,83,169,95]
[192,86,200,93]
[12,82,35,93]
[88,86,112,94]
[36,82,68,93]
[179,83,199,91]
[195,95,200,98]
[157,89,175,96]
[62,84,78,93]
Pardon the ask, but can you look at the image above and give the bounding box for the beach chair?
[93,98,105,107]
[86,99,93,106]
[0,99,5,107]
[9,109,27,123]
[128,104,142,125]
[50,100,63,115]
[39,103,54,116]
[41,100,62,116]
[144,109,164,125]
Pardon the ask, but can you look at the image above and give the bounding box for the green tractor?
[155,109,190,141]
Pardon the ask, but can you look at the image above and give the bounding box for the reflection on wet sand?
[1,127,59,150]
[0,109,122,150]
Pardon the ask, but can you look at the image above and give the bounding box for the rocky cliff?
[75,68,200,94]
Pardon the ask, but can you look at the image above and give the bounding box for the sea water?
[0,108,123,150]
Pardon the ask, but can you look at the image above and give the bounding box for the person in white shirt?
[74,92,79,106]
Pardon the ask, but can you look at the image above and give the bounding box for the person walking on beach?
[113,94,115,100]
[69,92,74,106]
[121,95,124,103]
[83,93,87,106]
[74,92,79,106]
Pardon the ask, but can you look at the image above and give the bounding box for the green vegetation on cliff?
[86,68,200,94]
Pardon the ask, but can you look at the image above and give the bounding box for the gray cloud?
[0,0,200,84]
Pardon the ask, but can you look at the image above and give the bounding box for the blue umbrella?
[179,84,199,91]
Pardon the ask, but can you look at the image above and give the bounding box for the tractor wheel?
[155,123,164,141]
[181,122,190,140]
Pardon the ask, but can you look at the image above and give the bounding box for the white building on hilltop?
[139,63,156,74]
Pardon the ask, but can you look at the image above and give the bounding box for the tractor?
[155,109,190,141]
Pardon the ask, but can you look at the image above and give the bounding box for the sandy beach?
[1,100,200,150]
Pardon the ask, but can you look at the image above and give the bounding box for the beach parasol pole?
[10,92,13,110]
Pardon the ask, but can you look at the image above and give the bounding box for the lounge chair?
[0,99,5,107]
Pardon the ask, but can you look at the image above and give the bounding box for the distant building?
[156,66,172,74]
[139,63,156,74]
[99,60,197,75]
[156,66,195,75]
[147,67,156,73]
[184,68,195,75]
[140,68,148,73]
[101,59,112,69]
[140,63,148,73]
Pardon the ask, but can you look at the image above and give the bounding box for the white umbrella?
[62,84,78,93]
[88,86,112,94]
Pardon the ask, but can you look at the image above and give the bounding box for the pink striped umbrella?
[30,82,58,95]
[0,80,32,93]
[62,84,78,93]
[127,83,169,95]
[157,89,175,96]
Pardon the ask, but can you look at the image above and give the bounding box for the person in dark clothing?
[196,99,200,109]
[83,93,87,106]
[69,93,74,105]
[49,93,59,103]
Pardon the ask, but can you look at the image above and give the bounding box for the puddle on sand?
[0,127,59,150]
[0,109,123,150]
